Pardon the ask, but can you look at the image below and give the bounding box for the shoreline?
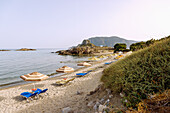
[0,52,113,90]
[0,53,124,113]
[0,57,112,91]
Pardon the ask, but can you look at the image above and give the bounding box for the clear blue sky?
[0,0,170,48]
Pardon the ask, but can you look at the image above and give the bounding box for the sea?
[0,48,90,89]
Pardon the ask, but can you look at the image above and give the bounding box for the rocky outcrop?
[79,39,96,47]
[55,40,114,56]
[16,48,36,51]
[56,47,94,55]
[0,50,10,51]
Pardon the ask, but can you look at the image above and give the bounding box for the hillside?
[88,36,137,48]
[101,37,170,110]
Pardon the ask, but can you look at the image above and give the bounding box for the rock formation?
[16,48,36,51]
[56,40,113,55]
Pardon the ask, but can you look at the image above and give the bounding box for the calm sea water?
[0,48,89,88]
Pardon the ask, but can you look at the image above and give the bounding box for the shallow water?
[0,48,89,88]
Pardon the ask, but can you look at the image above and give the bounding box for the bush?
[101,37,170,108]
[114,43,127,53]
[130,36,170,51]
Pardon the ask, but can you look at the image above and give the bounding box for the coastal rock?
[55,40,114,56]
[82,40,90,45]
[16,48,36,51]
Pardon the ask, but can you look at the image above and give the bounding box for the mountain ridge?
[88,36,138,48]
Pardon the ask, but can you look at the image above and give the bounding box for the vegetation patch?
[101,37,170,108]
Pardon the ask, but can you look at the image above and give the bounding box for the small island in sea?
[15,48,36,51]
[0,49,11,51]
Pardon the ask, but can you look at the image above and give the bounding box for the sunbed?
[33,88,48,97]
[76,70,92,77]
[40,88,48,94]
[105,61,113,65]
[20,92,38,102]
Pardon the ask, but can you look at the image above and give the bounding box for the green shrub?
[101,38,170,108]
[114,43,127,53]
[130,36,170,51]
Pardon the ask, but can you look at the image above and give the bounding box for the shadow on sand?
[0,96,5,102]
[13,95,25,102]
[20,84,45,90]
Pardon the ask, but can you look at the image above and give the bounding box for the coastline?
[0,53,124,113]
[0,51,113,90]
[0,56,111,90]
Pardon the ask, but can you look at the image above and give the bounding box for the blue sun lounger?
[40,89,48,94]
[33,88,48,93]
[20,92,38,101]
[76,70,92,76]
[105,61,114,65]
[33,88,48,97]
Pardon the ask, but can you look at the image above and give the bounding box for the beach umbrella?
[77,62,92,66]
[106,54,112,57]
[88,57,100,61]
[97,55,106,58]
[118,51,123,54]
[20,72,49,89]
[56,66,74,73]
[115,55,124,59]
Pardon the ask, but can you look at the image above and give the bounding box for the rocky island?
[55,40,114,55]
[0,49,10,51]
[16,48,36,51]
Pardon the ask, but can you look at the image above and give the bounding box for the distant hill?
[88,36,137,48]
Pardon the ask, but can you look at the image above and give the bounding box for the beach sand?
[0,54,126,113]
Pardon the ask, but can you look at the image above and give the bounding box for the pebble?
[124,99,128,103]
[98,104,107,112]
[106,89,111,95]
[62,107,72,113]
[93,104,97,111]
[87,101,94,107]
[104,99,110,106]
[99,98,105,104]
[96,101,100,106]
[109,94,113,98]
[120,92,124,97]
[93,101,100,111]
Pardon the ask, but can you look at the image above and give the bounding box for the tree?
[114,43,127,52]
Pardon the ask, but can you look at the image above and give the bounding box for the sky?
[0,0,170,49]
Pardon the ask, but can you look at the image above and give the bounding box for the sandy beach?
[0,54,125,113]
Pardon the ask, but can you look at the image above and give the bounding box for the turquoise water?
[0,48,89,88]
